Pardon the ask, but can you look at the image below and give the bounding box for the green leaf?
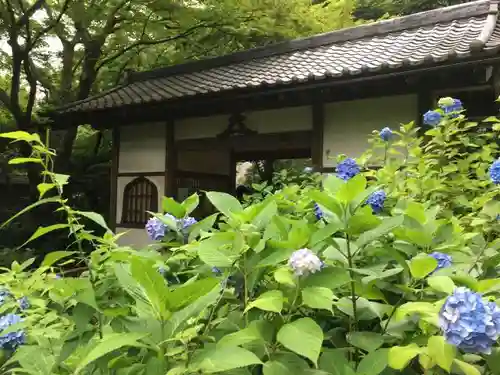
[356,215,404,248]
[41,251,77,268]
[409,255,438,279]
[428,336,456,372]
[454,359,481,375]
[302,267,350,290]
[338,174,366,203]
[196,233,240,267]
[252,200,278,230]
[218,325,263,348]
[323,174,345,194]
[245,290,284,313]
[9,157,42,165]
[192,346,262,373]
[168,278,219,312]
[181,193,199,215]
[76,211,111,232]
[37,183,56,198]
[302,287,333,311]
[388,344,421,370]
[274,267,296,287]
[75,333,147,373]
[347,332,384,352]
[21,224,69,248]
[319,349,354,375]
[206,192,243,217]
[309,191,343,218]
[162,197,186,218]
[263,353,309,375]
[129,258,169,320]
[310,222,342,247]
[0,131,41,143]
[188,213,218,242]
[1,196,60,230]
[357,349,388,375]
[428,276,456,294]
[277,317,323,366]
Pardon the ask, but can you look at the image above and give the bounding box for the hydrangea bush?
[0,98,499,374]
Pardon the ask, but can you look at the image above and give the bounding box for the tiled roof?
[56,0,500,115]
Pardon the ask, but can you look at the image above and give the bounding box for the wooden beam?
[311,93,324,168]
[165,120,177,198]
[110,126,120,232]
[117,171,165,177]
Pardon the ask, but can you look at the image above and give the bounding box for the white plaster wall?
[119,123,166,173]
[322,95,417,167]
[116,175,164,224]
[115,228,153,249]
[175,106,311,140]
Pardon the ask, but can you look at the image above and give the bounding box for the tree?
[0,0,356,196]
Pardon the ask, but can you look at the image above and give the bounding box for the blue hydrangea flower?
[0,314,25,350]
[0,290,10,305]
[158,267,167,277]
[314,203,323,220]
[440,98,463,118]
[336,158,360,181]
[303,167,313,173]
[288,249,323,276]
[423,110,442,126]
[54,274,61,279]
[18,297,29,311]
[181,216,197,231]
[430,252,452,272]
[146,216,166,241]
[380,127,393,142]
[439,288,500,354]
[489,159,500,185]
[212,267,222,275]
[366,190,386,213]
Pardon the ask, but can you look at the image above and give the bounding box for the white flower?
[288,249,323,276]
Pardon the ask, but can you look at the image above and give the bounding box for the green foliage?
[1,99,500,375]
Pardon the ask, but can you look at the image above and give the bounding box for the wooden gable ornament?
[217,113,257,138]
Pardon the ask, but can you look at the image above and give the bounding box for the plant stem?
[285,279,300,323]
[345,234,359,361]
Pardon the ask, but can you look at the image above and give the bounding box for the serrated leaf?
[428,336,456,372]
[206,192,242,217]
[347,332,384,352]
[42,251,77,268]
[388,344,421,370]
[76,211,111,232]
[454,359,481,375]
[409,255,437,279]
[21,224,69,248]
[428,276,455,294]
[302,287,333,311]
[192,346,261,373]
[277,318,323,366]
[274,268,295,287]
[357,349,388,375]
[356,215,404,248]
[162,197,186,218]
[245,290,283,313]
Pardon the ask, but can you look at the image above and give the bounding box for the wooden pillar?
[311,93,324,169]
[165,119,177,198]
[110,126,120,232]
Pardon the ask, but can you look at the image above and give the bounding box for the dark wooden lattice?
[121,177,158,224]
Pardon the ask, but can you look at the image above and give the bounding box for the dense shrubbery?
[0,99,499,374]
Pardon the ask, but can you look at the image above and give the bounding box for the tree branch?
[15,0,45,30]
[34,0,73,45]
[96,22,222,70]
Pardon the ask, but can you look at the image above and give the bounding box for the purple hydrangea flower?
[336,158,360,181]
[181,216,197,231]
[439,288,500,354]
[18,297,29,311]
[146,216,166,241]
[423,110,442,126]
[288,249,323,276]
[0,314,25,350]
[430,252,452,272]
[380,127,393,142]
[54,274,61,280]
[366,190,386,214]
[489,159,500,185]
[314,203,323,220]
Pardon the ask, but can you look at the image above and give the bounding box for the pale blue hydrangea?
[380,127,393,142]
[0,314,25,350]
[489,159,500,185]
[303,167,314,173]
[336,158,360,181]
[439,288,500,354]
[423,110,442,126]
[18,297,29,311]
[212,267,222,275]
[158,267,167,277]
[146,216,166,241]
[314,203,323,220]
[430,252,452,271]
[146,214,197,241]
[288,249,323,276]
[366,190,386,213]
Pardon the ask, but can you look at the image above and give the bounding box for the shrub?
[0,99,499,374]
